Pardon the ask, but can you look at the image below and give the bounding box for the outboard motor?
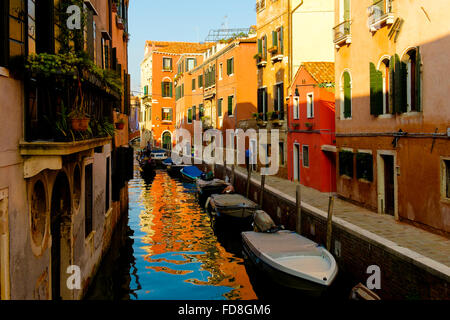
[253,210,276,233]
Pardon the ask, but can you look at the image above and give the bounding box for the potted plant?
[112,1,118,12]
[123,32,130,42]
[305,122,314,130]
[69,82,90,132]
[115,118,125,130]
[292,123,300,129]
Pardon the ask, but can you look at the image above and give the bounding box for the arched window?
[161,80,173,98]
[403,49,421,112]
[340,71,352,119]
[380,58,392,114]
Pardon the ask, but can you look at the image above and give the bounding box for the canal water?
[86,157,350,300]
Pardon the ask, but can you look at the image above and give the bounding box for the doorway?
[378,153,396,217]
[293,144,300,182]
[50,172,72,300]
[162,131,172,150]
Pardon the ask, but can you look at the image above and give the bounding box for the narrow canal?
[86,152,350,300]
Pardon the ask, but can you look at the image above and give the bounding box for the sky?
[127,0,256,94]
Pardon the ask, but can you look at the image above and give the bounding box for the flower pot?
[112,2,118,12]
[70,118,89,132]
[115,122,125,130]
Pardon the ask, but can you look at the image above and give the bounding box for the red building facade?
[287,62,336,193]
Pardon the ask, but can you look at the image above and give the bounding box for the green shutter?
[389,56,395,113]
[218,99,222,116]
[144,85,148,95]
[231,58,234,74]
[227,59,230,75]
[258,39,262,55]
[344,0,350,21]
[370,63,383,116]
[228,96,233,115]
[272,30,277,47]
[161,81,164,97]
[415,48,422,112]
[169,82,173,97]
[343,72,351,118]
[280,27,284,54]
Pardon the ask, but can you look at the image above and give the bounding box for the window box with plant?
[305,122,314,129]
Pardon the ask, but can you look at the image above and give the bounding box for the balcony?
[333,20,351,48]
[368,0,395,32]
[255,0,266,13]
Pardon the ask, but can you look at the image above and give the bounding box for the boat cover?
[196,179,229,189]
[211,194,258,209]
[162,158,173,165]
[182,166,203,178]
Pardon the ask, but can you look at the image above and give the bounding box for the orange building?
[142,41,212,149]
[333,0,450,234]
[175,38,258,153]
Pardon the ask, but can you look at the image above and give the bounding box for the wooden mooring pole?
[231,164,235,186]
[296,185,302,235]
[259,173,265,207]
[326,195,335,251]
[246,166,251,198]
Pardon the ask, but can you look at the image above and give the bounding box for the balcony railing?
[333,20,351,46]
[255,0,266,13]
[368,0,394,31]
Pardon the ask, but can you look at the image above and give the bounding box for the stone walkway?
[230,165,450,269]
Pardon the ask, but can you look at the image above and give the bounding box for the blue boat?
[180,166,203,182]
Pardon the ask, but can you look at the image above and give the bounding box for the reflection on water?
[87,166,257,300]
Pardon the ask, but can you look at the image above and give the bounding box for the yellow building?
[256,0,334,178]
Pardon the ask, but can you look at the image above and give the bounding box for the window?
[404,49,421,112]
[192,106,196,121]
[341,71,352,119]
[218,98,223,117]
[227,58,234,75]
[258,87,268,120]
[339,150,354,178]
[186,58,196,71]
[187,108,192,124]
[339,0,351,23]
[271,27,284,55]
[307,93,314,118]
[302,146,309,168]
[162,108,173,122]
[279,142,285,166]
[162,81,173,97]
[198,75,203,88]
[163,57,172,71]
[192,78,196,91]
[370,60,392,116]
[443,160,450,200]
[105,157,110,211]
[85,163,93,237]
[0,0,8,66]
[273,83,284,119]
[199,104,204,118]
[356,153,373,182]
[144,85,148,96]
[227,95,234,116]
[219,63,223,80]
[293,97,299,120]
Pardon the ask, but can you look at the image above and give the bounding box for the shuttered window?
[192,78,196,91]
[163,57,172,71]
[187,108,192,124]
[370,62,383,116]
[257,88,268,120]
[199,104,204,118]
[356,153,373,182]
[227,58,234,75]
[228,95,234,116]
[343,71,352,118]
[198,75,203,88]
[339,150,354,178]
[258,39,262,55]
[144,85,148,95]
[218,99,223,117]
[192,106,196,121]
[162,81,173,97]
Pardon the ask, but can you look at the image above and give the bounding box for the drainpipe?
[290,1,304,83]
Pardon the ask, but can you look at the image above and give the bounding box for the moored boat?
[163,158,190,176]
[241,229,338,297]
[208,194,259,221]
[180,166,203,182]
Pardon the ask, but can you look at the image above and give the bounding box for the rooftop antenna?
[222,15,228,30]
